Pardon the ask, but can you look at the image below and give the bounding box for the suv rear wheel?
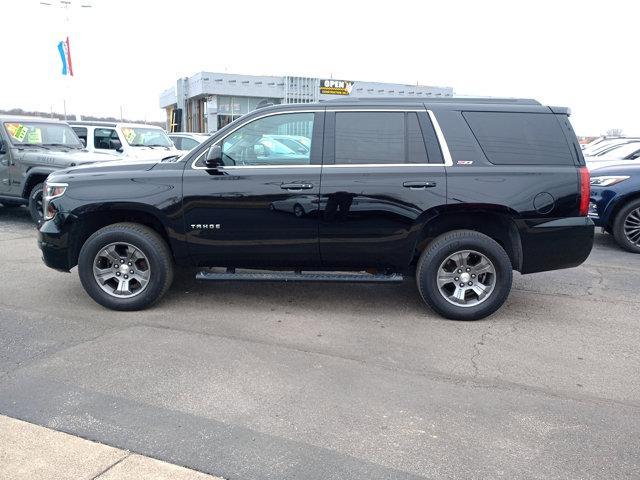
[416,230,513,321]
[78,223,174,310]
[612,198,640,253]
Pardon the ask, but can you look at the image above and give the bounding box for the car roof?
[249,97,556,116]
[0,115,67,124]
[70,121,164,129]
[169,132,209,137]
[321,96,542,106]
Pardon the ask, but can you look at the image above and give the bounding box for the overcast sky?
[2,0,638,135]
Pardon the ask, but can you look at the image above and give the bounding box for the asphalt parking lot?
[1,205,639,480]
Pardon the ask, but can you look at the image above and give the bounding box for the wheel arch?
[68,204,175,268]
[22,168,55,198]
[606,191,640,228]
[412,204,523,272]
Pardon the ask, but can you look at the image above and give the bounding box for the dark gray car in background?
[0,115,118,221]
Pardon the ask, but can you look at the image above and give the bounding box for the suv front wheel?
[78,223,174,310]
[416,230,513,321]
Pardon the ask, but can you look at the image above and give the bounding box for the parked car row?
[0,115,214,221]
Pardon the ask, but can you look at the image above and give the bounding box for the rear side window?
[333,111,442,164]
[406,113,428,164]
[335,112,404,164]
[463,112,574,165]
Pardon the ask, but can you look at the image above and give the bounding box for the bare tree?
[606,128,624,137]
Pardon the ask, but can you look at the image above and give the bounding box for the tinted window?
[463,112,573,165]
[220,113,313,166]
[335,112,404,164]
[407,113,428,164]
[72,127,87,144]
[94,128,121,150]
[169,136,181,149]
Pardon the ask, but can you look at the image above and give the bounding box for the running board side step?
[196,271,404,283]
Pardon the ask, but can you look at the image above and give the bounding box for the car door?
[182,109,324,268]
[319,109,448,269]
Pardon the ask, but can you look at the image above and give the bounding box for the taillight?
[578,166,590,216]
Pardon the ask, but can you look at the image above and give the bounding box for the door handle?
[281,183,313,190]
[403,181,436,189]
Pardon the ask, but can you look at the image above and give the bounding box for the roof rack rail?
[321,96,541,105]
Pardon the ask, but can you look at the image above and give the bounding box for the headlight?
[43,181,68,220]
[589,175,630,187]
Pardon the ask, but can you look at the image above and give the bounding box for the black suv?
[38,98,594,320]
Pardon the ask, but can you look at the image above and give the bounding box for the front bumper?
[38,215,74,272]
[518,217,595,274]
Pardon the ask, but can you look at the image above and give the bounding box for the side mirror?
[205,145,223,168]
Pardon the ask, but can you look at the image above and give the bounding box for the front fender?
[22,167,56,197]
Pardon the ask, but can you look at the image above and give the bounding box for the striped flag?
[57,37,74,76]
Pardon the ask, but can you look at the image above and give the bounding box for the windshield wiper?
[17,144,50,150]
[130,143,170,148]
[43,143,81,149]
[161,154,182,162]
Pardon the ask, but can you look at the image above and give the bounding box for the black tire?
[612,198,640,253]
[28,182,44,222]
[416,230,513,321]
[78,222,174,311]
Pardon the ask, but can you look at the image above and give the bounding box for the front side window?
[335,112,404,164]
[220,113,314,166]
[72,127,88,145]
[169,136,181,149]
[3,121,82,148]
[94,128,121,150]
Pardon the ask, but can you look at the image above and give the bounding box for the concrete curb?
[0,415,223,480]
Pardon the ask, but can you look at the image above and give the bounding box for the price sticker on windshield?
[6,123,28,142]
[26,128,42,144]
[122,128,136,144]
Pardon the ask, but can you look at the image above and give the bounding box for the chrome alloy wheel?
[624,207,640,246]
[437,250,496,308]
[92,242,151,298]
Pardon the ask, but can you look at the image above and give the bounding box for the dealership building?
[159,72,454,133]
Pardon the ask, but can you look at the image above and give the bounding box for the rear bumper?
[518,217,594,274]
[38,215,74,272]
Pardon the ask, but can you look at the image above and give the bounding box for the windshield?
[596,142,640,159]
[121,127,173,147]
[3,121,82,148]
